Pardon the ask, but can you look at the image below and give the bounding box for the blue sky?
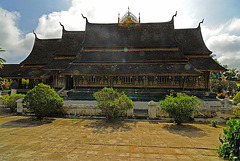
[0,0,70,34]
[0,0,240,69]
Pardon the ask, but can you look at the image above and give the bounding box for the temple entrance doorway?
[66,76,73,90]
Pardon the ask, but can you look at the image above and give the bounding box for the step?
[133,109,148,118]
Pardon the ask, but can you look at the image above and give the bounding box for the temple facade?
[0,10,225,99]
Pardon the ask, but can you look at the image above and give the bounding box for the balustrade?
[74,75,206,89]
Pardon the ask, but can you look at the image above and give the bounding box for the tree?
[94,87,134,122]
[210,54,225,80]
[233,91,240,105]
[0,48,6,69]
[159,93,200,125]
[218,119,240,160]
[23,83,64,120]
[224,68,239,81]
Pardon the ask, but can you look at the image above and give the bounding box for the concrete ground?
[0,115,224,161]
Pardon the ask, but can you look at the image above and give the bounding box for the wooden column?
[53,71,58,88]
[205,71,210,90]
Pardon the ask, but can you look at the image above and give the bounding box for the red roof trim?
[83,48,179,52]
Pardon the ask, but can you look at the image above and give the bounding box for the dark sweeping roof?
[0,64,21,78]
[189,57,226,71]
[74,50,188,63]
[21,37,61,66]
[62,62,201,76]
[14,17,225,78]
[19,67,52,79]
[42,59,72,70]
[84,22,177,48]
[55,30,85,57]
[175,27,212,55]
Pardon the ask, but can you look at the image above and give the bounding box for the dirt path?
[0,115,223,160]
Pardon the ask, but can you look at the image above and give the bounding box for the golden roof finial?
[119,7,139,26]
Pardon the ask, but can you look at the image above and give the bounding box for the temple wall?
[73,75,208,90]
[54,71,65,88]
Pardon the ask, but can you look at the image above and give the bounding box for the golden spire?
[118,7,140,26]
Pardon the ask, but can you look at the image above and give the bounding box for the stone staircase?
[58,90,69,98]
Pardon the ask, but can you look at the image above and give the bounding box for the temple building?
[0,9,225,100]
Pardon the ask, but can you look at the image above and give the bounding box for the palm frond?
[0,48,6,69]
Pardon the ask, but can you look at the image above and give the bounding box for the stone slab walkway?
[0,115,223,160]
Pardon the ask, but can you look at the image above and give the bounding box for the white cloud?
[205,18,240,68]
[34,0,200,38]
[0,7,34,64]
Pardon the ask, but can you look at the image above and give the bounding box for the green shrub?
[159,93,200,125]
[94,87,134,122]
[0,94,25,112]
[233,91,240,105]
[209,119,219,127]
[23,83,64,120]
[1,95,9,106]
[218,119,240,160]
[233,105,240,118]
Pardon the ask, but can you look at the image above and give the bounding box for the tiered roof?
[74,50,187,63]
[0,11,226,80]
[83,21,177,48]
[56,29,85,57]
[19,67,52,79]
[15,35,61,79]
[43,28,85,70]
[175,27,211,56]
[63,63,200,76]
[189,57,226,71]
[21,36,61,67]
[175,25,225,71]
[0,64,21,79]
[64,17,203,76]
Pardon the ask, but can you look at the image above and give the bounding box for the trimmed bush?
[218,119,240,160]
[23,83,64,119]
[233,91,240,105]
[94,87,134,122]
[233,105,240,118]
[0,95,9,106]
[209,119,219,127]
[0,94,25,112]
[159,93,200,125]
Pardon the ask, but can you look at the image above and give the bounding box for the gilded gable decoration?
[118,7,140,26]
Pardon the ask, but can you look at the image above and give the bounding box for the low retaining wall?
[61,100,235,119]
[62,102,102,116]
[63,107,102,116]
[154,99,235,119]
[16,99,236,120]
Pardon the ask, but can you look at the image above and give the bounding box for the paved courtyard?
[0,115,224,160]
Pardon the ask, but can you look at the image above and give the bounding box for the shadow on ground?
[162,124,207,138]
[1,118,55,128]
[84,120,132,134]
